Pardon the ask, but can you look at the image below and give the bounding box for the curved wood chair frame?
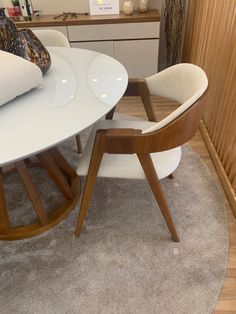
[75,92,207,242]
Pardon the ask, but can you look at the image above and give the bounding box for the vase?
[8,28,51,75]
[123,1,134,15]
[0,16,17,51]
[138,0,149,13]
[0,16,51,75]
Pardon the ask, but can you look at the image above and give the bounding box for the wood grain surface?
[183,0,236,216]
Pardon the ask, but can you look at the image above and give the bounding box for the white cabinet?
[71,41,114,57]
[114,39,159,77]
[67,22,160,78]
[28,21,159,78]
[68,22,159,41]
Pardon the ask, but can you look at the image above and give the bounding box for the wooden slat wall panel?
[183,0,236,214]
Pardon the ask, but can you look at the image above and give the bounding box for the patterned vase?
[0,16,17,51]
[8,28,51,75]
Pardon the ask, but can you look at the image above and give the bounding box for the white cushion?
[0,51,43,107]
[77,119,181,180]
[143,63,208,134]
[32,30,70,48]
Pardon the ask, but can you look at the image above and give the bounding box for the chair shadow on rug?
[75,63,208,242]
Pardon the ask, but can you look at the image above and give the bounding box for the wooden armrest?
[105,79,143,120]
[106,128,135,137]
[106,78,157,122]
[124,78,146,96]
[125,78,157,122]
[96,128,141,154]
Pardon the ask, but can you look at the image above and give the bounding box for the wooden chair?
[74,63,208,241]
[32,29,82,153]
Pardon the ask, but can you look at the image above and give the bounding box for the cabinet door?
[114,39,159,78]
[71,41,114,57]
[68,22,159,41]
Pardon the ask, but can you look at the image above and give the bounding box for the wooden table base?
[0,147,80,240]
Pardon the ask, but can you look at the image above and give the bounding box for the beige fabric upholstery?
[143,63,208,134]
[32,29,70,48]
[77,119,181,180]
[77,63,208,181]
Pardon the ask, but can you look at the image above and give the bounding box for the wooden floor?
[117,96,236,313]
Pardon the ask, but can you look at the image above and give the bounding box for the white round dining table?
[0,47,128,167]
[0,47,128,240]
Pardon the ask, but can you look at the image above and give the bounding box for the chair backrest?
[142,63,208,134]
[32,29,70,48]
[134,95,207,153]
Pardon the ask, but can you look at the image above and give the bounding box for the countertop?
[13,10,160,28]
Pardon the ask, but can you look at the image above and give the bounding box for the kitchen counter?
[13,9,160,28]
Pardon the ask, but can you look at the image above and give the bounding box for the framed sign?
[89,0,119,15]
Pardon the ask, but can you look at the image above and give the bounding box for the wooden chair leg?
[0,169,10,235]
[137,153,179,242]
[75,136,104,238]
[76,135,82,154]
[105,107,116,120]
[16,161,49,225]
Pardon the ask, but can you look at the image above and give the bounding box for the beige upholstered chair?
[32,29,70,48]
[75,63,208,242]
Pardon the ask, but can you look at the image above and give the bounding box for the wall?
[31,0,161,15]
[183,0,236,215]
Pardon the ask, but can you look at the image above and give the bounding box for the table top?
[0,47,128,167]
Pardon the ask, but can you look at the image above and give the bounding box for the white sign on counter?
[89,0,119,15]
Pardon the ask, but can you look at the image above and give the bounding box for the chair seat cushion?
[0,51,42,107]
[77,119,181,180]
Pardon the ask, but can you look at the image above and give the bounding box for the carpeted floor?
[0,132,229,314]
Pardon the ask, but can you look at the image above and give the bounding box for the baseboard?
[200,121,236,218]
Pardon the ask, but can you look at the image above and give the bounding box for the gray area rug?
[0,131,229,314]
